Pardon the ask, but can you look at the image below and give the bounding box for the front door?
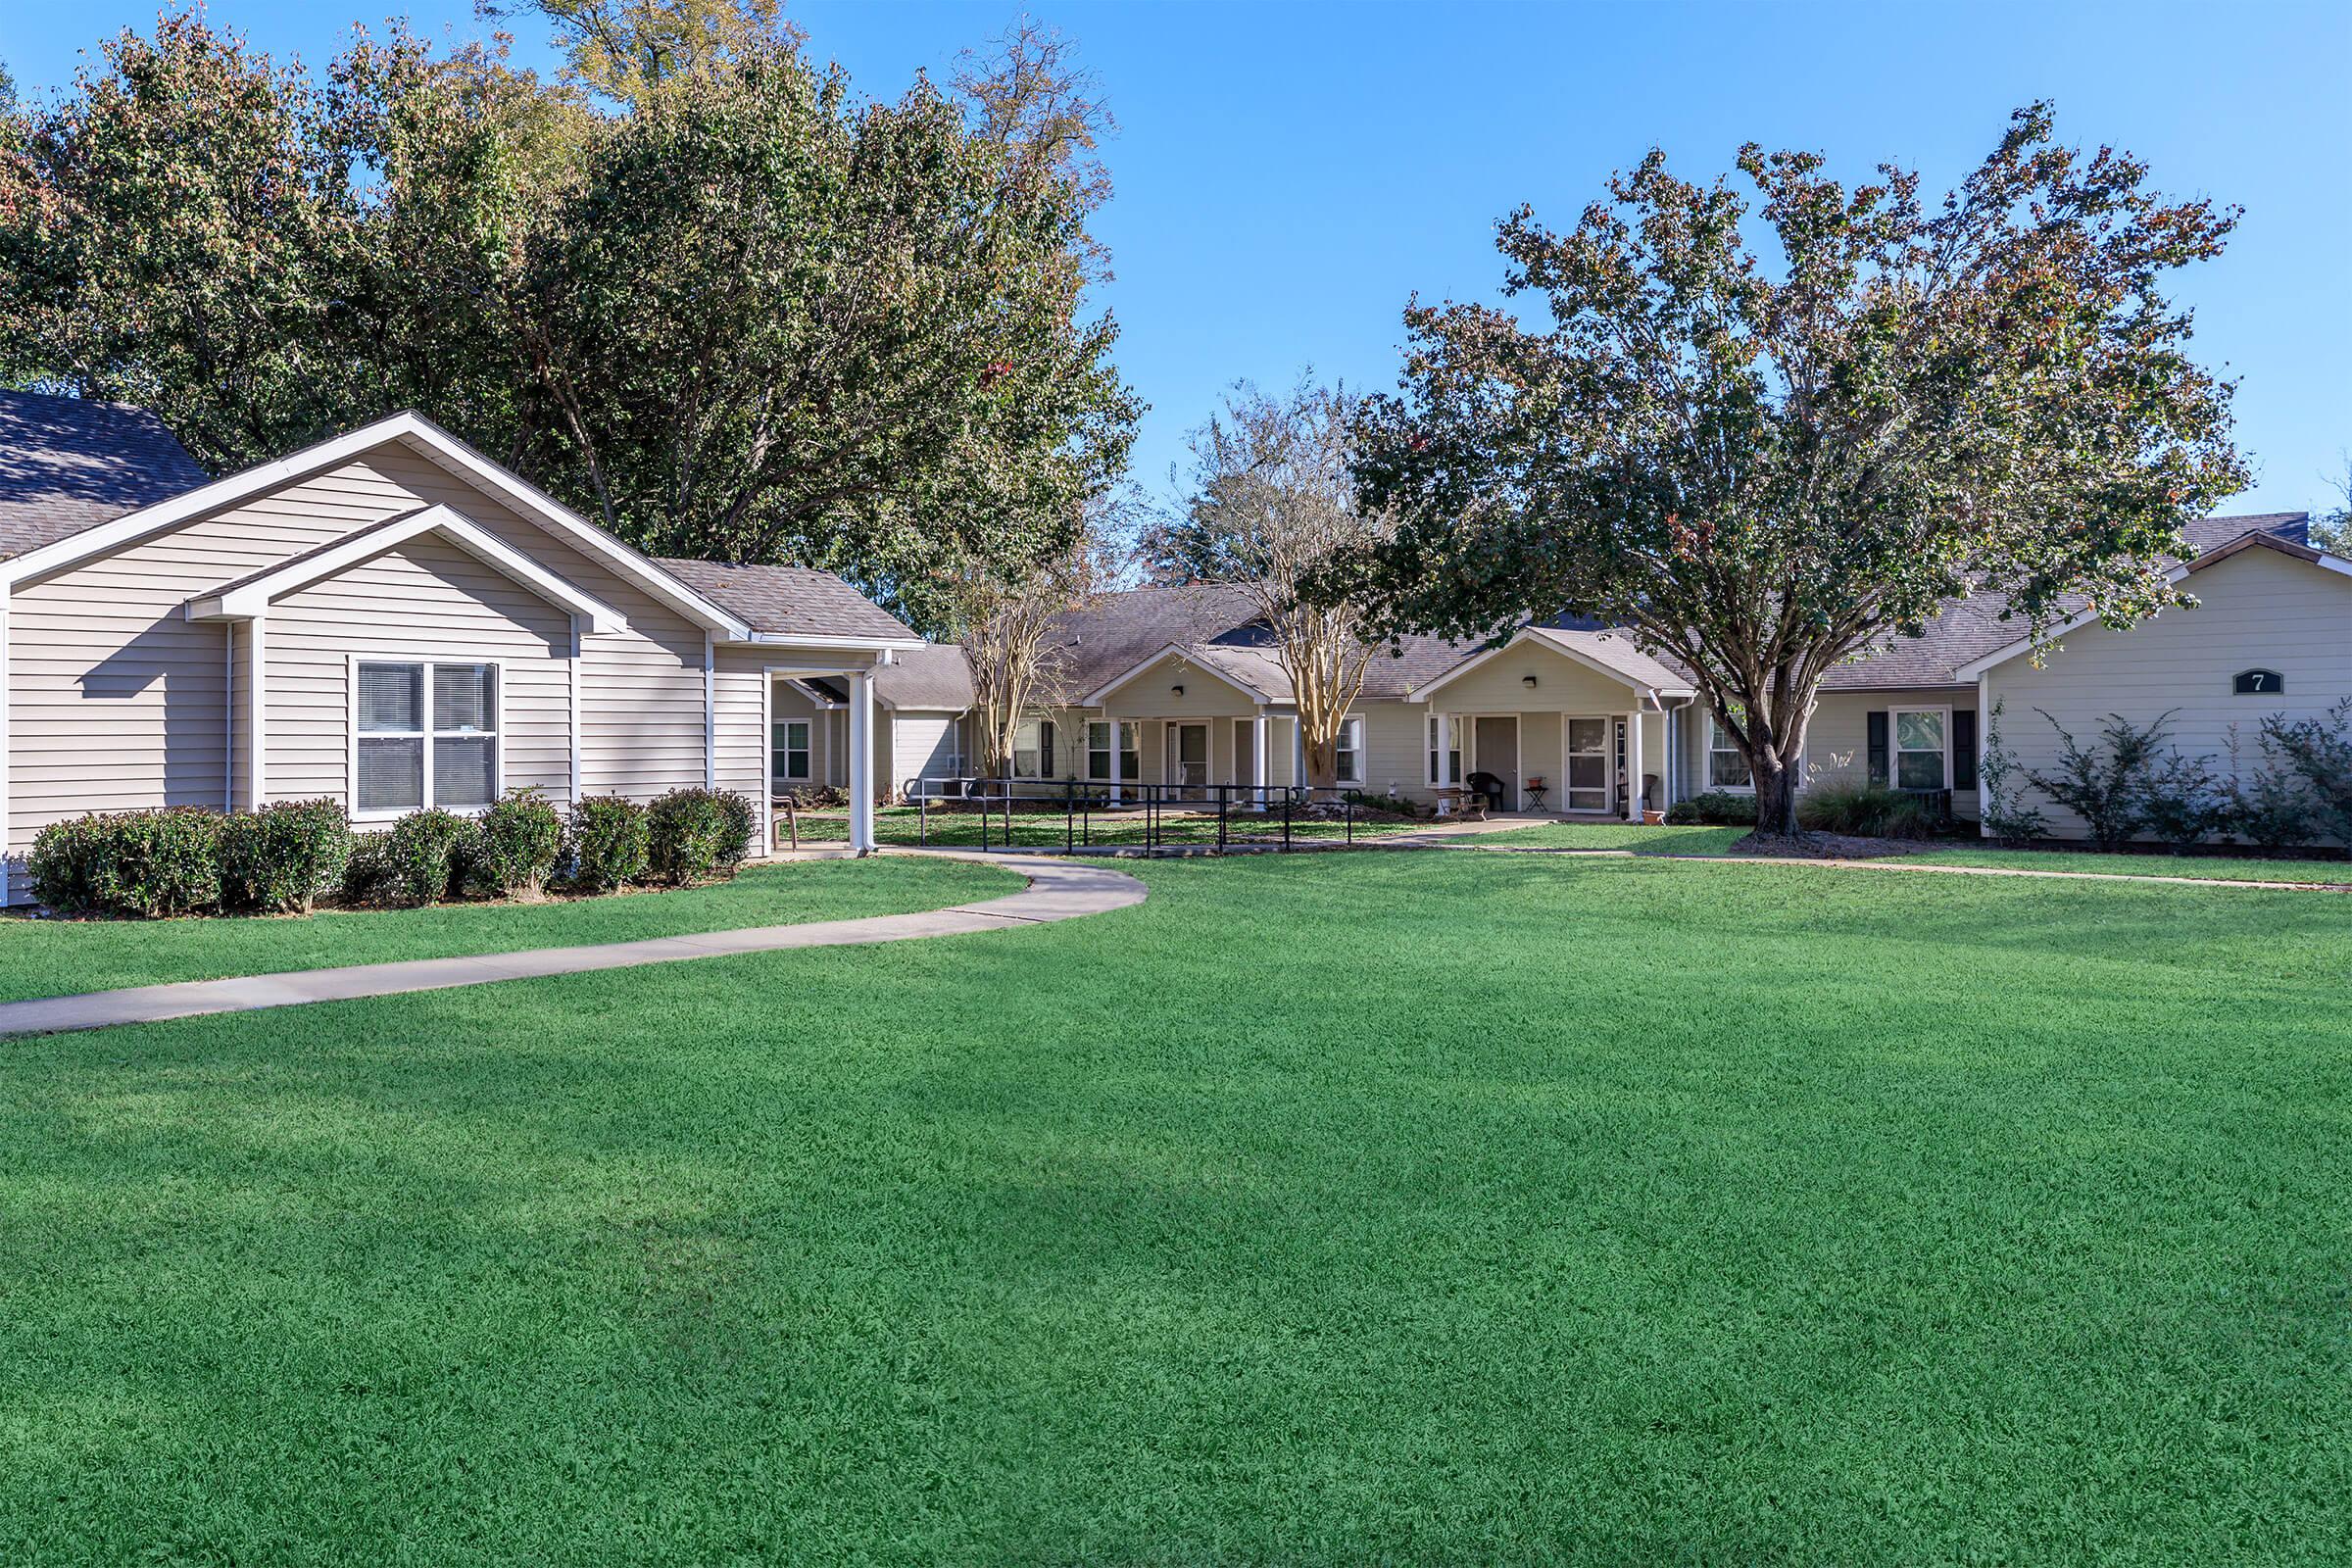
[1473,715,1519,809]
[1565,717,1609,812]
[1169,722,1210,793]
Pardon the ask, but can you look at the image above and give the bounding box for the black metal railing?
[902,777,1359,853]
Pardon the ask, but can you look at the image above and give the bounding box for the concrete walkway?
[0,855,1146,1040]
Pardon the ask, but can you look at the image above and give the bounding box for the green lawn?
[781,803,1430,850]
[0,856,1013,1003]
[1472,821,2352,885]
[1899,846,2352,884]
[3,853,2348,1562]
[1471,819,1751,853]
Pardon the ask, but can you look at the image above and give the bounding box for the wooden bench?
[1433,786,1488,821]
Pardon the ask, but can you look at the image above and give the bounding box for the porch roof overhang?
[1407,625,1696,707]
[182,503,627,632]
[1080,642,1282,708]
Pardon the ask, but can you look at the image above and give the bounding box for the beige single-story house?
[0,391,924,903]
[4,390,2335,891]
[845,514,2335,843]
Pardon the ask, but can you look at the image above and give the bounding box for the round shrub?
[647,787,756,887]
[1795,782,1935,840]
[475,789,564,900]
[1664,790,1759,826]
[386,808,471,907]
[339,831,397,906]
[28,808,223,918]
[220,799,353,914]
[567,795,649,892]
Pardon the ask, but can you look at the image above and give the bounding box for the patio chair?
[1465,770,1507,813]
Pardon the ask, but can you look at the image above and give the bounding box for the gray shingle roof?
[1822,512,2314,689]
[0,389,210,561]
[1049,580,1480,701]
[874,643,974,710]
[654,559,919,643]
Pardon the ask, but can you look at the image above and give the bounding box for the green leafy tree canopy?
[1348,105,2246,836]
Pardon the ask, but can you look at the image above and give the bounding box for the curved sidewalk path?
[0,854,1146,1041]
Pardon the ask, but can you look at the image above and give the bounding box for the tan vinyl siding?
[264,536,573,808]
[5,461,415,849]
[358,449,709,802]
[891,712,962,795]
[710,645,770,804]
[1799,687,1978,817]
[1984,547,2352,842]
[1099,655,1262,718]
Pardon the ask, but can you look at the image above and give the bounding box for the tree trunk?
[1304,739,1339,797]
[1753,758,1800,837]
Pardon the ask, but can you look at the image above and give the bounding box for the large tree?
[1151,381,1396,794]
[1347,105,2246,837]
[0,9,1136,633]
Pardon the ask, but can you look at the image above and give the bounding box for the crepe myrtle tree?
[946,510,1125,781]
[1148,380,1396,794]
[1344,104,2246,838]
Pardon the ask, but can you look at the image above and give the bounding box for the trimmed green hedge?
[1664,790,1759,827]
[647,788,757,886]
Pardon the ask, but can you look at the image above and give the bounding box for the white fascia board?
[184,505,625,633]
[733,631,927,653]
[0,410,754,640]
[1082,643,1269,707]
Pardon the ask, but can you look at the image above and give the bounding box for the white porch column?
[1292,715,1306,794]
[1430,710,1448,813]
[1251,711,1269,808]
[1107,716,1123,804]
[244,615,269,810]
[1625,708,1645,822]
[848,669,875,853]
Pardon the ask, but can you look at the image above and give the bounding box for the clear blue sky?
[9,1,2346,516]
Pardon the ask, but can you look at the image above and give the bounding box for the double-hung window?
[1892,707,1949,791]
[1427,715,1461,785]
[1087,721,1140,781]
[1708,712,1753,790]
[1336,715,1364,784]
[773,718,811,782]
[357,661,498,814]
[1013,717,1055,778]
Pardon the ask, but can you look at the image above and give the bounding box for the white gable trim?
[0,411,754,640]
[1957,535,2352,680]
[1410,626,1685,705]
[1081,642,1273,707]
[184,504,626,632]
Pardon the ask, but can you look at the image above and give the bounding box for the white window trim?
[1085,719,1142,783]
[1013,716,1057,780]
[1703,712,1756,794]
[1427,713,1462,787]
[773,717,813,782]
[346,654,506,821]
[1889,704,1955,792]
[1335,714,1365,785]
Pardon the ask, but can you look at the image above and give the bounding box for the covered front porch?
[1082,643,1308,805]
[1407,627,1696,819]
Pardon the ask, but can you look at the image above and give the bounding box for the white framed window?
[354,659,499,816]
[1891,706,1950,791]
[1013,716,1056,778]
[1708,712,1753,791]
[1336,715,1364,784]
[1427,715,1462,785]
[773,718,811,782]
[1087,720,1141,781]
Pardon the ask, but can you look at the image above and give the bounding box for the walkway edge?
[0,854,1146,1041]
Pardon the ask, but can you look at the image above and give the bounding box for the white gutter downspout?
[703,631,716,792]
[1976,669,1992,836]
